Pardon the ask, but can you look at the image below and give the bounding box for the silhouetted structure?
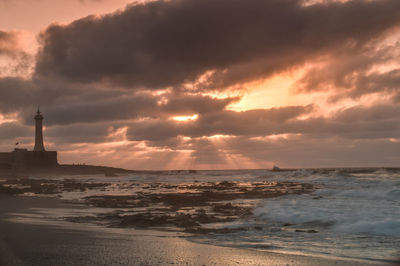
[0,109,58,172]
[34,109,45,151]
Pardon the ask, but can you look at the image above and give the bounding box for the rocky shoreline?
[0,177,316,235]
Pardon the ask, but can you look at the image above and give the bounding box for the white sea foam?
[254,170,400,237]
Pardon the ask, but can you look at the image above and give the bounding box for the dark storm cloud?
[3,0,400,132]
[0,77,123,116]
[2,0,400,169]
[22,92,237,125]
[35,94,159,125]
[35,0,400,89]
[0,77,238,126]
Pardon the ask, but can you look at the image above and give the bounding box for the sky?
[1,0,400,170]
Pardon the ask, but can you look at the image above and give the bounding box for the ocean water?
[9,168,400,263]
[188,168,400,263]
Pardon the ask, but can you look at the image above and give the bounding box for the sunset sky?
[1,0,400,169]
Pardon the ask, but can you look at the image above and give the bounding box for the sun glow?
[172,114,198,121]
[208,134,231,139]
[227,71,317,112]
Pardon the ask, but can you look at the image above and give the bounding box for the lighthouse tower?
[33,108,45,151]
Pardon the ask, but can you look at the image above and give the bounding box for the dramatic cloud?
[0,77,119,115]
[127,105,313,141]
[296,35,400,100]
[35,0,400,90]
[125,102,400,144]
[1,0,400,169]
[36,92,239,125]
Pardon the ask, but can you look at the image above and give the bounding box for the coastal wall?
[0,152,13,169]
[23,151,58,169]
[0,149,58,171]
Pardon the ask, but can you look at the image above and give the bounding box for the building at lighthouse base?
[0,149,58,171]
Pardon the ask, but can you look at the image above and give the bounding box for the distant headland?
[0,109,133,176]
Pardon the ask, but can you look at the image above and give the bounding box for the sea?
[4,168,400,264]
[188,168,400,264]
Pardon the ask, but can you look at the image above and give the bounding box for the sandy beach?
[0,193,387,266]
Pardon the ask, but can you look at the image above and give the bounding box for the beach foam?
[255,170,400,236]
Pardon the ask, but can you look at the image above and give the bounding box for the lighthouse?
[0,109,58,171]
[33,108,45,151]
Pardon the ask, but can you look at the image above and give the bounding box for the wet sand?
[0,178,317,233]
[0,194,385,266]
